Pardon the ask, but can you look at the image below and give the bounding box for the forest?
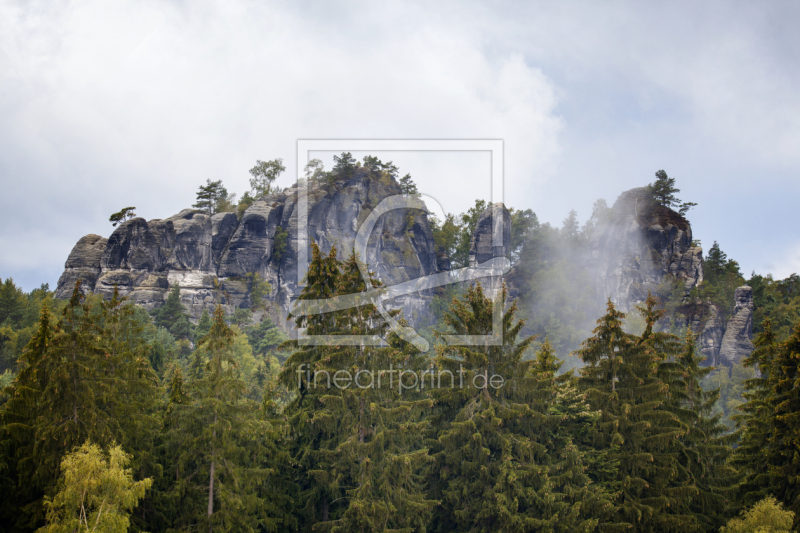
[2,163,800,533]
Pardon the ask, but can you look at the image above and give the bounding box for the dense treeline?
[3,162,800,531]
[2,240,800,531]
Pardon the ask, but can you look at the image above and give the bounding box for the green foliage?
[153,284,191,338]
[720,496,794,533]
[195,308,212,342]
[37,441,152,533]
[0,277,27,328]
[246,316,288,359]
[278,245,434,531]
[272,226,288,266]
[249,158,285,198]
[398,173,418,195]
[237,191,256,220]
[647,169,697,215]
[165,305,278,532]
[577,295,705,531]
[109,207,137,227]
[509,207,538,261]
[332,152,357,179]
[748,272,800,339]
[428,284,609,532]
[246,272,272,310]
[0,285,161,529]
[193,179,235,215]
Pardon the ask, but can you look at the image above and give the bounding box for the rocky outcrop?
[56,170,441,326]
[588,187,701,312]
[468,203,512,268]
[689,302,725,366]
[718,286,755,365]
[55,234,108,297]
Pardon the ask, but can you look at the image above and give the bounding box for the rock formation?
[718,286,755,365]
[468,203,512,268]
[56,170,441,327]
[56,234,108,295]
[587,187,702,312]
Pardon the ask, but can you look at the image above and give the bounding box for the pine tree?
[648,170,697,215]
[399,174,418,195]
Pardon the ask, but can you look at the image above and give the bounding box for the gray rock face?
[690,302,725,366]
[468,203,512,268]
[55,234,108,298]
[719,286,755,365]
[588,188,701,312]
[56,171,442,327]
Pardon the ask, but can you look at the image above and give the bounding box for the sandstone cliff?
[587,187,702,312]
[56,170,440,327]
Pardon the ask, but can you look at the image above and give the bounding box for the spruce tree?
[195,308,213,341]
[428,284,598,532]
[155,284,189,332]
[279,243,343,528]
[733,318,779,507]
[280,246,435,532]
[577,296,700,532]
[324,251,435,533]
[762,319,800,525]
[0,284,162,530]
[675,329,738,531]
[166,305,275,532]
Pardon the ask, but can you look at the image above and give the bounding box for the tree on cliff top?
[194,179,235,215]
[648,169,697,215]
[249,158,285,198]
[109,207,137,227]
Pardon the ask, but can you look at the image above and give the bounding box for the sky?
[1,0,799,291]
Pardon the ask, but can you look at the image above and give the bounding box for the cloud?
[1,0,799,288]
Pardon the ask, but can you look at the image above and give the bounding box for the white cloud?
[1,0,798,288]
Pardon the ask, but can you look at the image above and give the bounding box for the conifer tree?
[154,284,190,333]
[166,305,275,532]
[323,251,435,533]
[675,329,738,531]
[733,318,780,507]
[428,284,599,532]
[279,243,343,528]
[0,284,162,530]
[195,308,213,341]
[762,319,800,524]
[577,296,701,532]
[280,245,435,532]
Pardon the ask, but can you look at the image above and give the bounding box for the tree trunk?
[322,494,329,522]
[208,411,217,533]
